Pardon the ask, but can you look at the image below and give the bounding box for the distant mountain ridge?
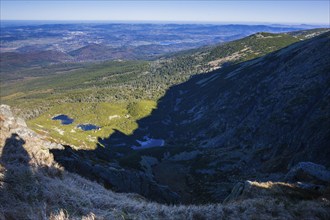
[1,24,321,71]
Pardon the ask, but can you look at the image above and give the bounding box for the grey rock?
[223,181,252,203]
[16,117,27,127]
[91,163,180,203]
[140,156,158,178]
[1,104,64,151]
[0,105,13,118]
[52,148,180,204]
[296,182,326,192]
[285,162,330,183]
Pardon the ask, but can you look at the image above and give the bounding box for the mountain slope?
[86,31,330,202]
[160,28,329,73]
[1,105,329,219]
[68,44,139,61]
[2,29,328,123]
[0,50,73,69]
[1,30,330,218]
[133,31,330,166]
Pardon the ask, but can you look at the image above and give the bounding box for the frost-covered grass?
[1,126,329,220]
[2,162,329,219]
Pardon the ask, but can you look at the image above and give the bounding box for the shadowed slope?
[103,31,330,169]
[49,32,330,204]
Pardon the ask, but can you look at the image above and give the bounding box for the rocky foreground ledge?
[0,104,63,150]
[1,104,329,219]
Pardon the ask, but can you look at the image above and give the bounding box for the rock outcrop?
[51,146,180,204]
[286,162,330,184]
[223,180,329,204]
[0,104,64,160]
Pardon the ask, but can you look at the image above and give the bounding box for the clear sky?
[1,0,329,24]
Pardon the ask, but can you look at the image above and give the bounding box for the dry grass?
[250,181,293,189]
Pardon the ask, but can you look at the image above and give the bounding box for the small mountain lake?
[51,115,99,131]
[131,137,165,150]
[77,124,100,131]
[52,114,74,125]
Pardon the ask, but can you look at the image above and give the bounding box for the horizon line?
[1,19,329,26]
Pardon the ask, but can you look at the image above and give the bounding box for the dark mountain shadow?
[98,129,138,148]
[98,63,239,148]
[0,133,96,217]
[0,133,42,219]
[1,133,29,165]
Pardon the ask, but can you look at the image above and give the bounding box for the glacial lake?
[52,114,74,125]
[77,124,100,131]
[131,137,165,150]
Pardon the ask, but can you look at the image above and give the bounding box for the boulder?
[285,162,330,184]
[223,181,252,203]
[92,162,180,203]
[0,105,13,118]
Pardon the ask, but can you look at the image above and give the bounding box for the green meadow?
[28,100,156,149]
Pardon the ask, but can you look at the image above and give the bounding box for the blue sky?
[1,1,329,24]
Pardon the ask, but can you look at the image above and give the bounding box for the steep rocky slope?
[132,31,330,165]
[86,31,330,202]
[1,105,329,219]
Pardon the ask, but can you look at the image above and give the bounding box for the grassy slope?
[28,101,156,149]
